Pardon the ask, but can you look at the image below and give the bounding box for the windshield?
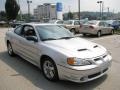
[106,20,114,25]
[64,21,73,25]
[49,20,56,23]
[36,25,74,41]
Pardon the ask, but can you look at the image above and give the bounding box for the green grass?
[114,29,120,35]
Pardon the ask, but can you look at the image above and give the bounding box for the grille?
[88,68,108,79]
[103,68,108,73]
[94,58,101,61]
[88,72,101,79]
[77,49,87,51]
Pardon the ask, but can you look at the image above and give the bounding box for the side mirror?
[26,36,38,42]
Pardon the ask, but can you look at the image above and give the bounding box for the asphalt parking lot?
[0,28,120,90]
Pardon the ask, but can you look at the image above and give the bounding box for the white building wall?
[34,9,38,19]
[34,3,57,21]
[50,5,57,20]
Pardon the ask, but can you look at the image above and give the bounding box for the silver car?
[63,20,81,34]
[5,23,112,83]
[80,20,114,37]
[48,20,63,24]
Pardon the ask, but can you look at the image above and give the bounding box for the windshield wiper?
[42,38,57,41]
[58,37,74,40]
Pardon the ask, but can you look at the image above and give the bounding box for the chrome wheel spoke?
[43,60,55,79]
[8,44,12,54]
[49,70,54,78]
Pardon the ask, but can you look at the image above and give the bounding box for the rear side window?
[14,26,22,35]
[74,21,80,25]
[99,22,105,26]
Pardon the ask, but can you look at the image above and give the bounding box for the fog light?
[80,76,88,81]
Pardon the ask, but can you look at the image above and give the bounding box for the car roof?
[21,23,62,26]
[68,20,79,21]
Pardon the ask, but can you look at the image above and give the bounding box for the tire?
[97,31,101,37]
[7,42,15,56]
[82,33,86,36]
[41,57,59,81]
[70,29,76,35]
[111,30,114,35]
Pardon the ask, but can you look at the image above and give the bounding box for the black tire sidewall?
[83,33,86,36]
[97,31,101,37]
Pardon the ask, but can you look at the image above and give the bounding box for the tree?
[0,11,7,21]
[68,11,73,20]
[5,0,20,21]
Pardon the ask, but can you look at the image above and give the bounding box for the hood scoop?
[93,45,98,48]
[77,48,88,51]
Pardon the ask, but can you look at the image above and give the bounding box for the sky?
[0,0,120,14]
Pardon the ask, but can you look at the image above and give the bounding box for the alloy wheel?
[43,60,55,79]
[7,43,14,56]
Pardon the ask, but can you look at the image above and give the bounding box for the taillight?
[89,26,94,29]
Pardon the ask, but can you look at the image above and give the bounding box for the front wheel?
[41,58,59,81]
[97,31,101,37]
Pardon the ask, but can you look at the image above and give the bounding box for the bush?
[114,29,120,35]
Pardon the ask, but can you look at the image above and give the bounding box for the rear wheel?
[7,42,15,56]
[97,31,101,37]
[70,29,76,35]
[41,57,59,81]
[111,30,114,35]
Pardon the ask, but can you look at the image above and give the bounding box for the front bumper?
[57,55,112,83]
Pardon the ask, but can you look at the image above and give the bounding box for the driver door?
[99,22,106,34]
[20,25,40,65]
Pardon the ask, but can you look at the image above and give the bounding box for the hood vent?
[93,45,98,48]
[77,49,87,51]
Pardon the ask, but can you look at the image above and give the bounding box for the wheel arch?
[70,28,75,31]
[40,55,56,68]
[97,30,102,34]
[40,54,59,81]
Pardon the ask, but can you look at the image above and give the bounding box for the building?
[33,9,38,19]
[34,3,57,22]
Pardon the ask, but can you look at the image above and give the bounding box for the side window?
[99,22,105,26]
[14,26,22,35]
[74,21,80,25]
[113,21,119,25]
[104,22,109,27]
[57,21,63,24]
[22,26,36,37]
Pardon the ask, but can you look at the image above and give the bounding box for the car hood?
[44,37,106,58]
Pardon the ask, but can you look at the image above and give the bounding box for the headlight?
[67,57,92,66]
